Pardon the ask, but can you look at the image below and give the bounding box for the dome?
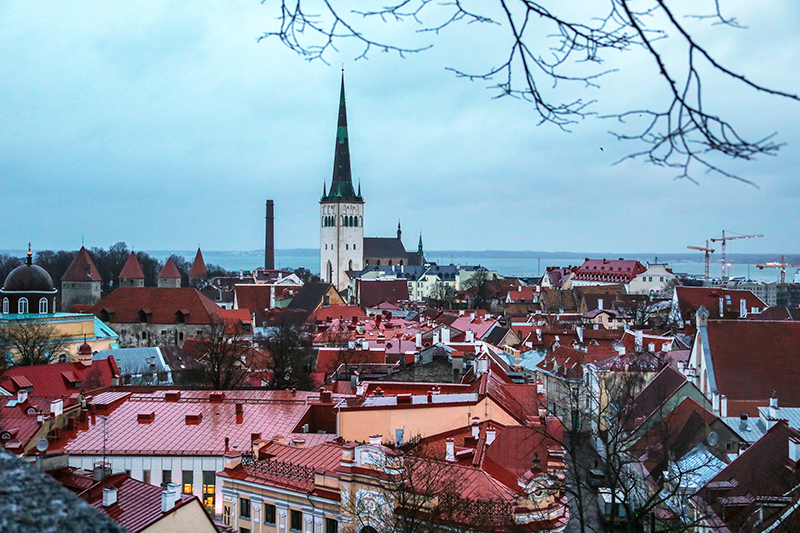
[2,261,56,293]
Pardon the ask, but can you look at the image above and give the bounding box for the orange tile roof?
[119,252,145,280]
[92,287,222,325]
[62,246,102,282]
[158,258,182,279]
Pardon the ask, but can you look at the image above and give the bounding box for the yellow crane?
[710,230,763,280]
[687,241,715,280]
[757,256,800,284]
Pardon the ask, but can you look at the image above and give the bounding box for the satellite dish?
[36,438,49,452]
[707,431,719,446]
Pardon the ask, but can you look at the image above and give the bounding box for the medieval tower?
[320,73,364,290]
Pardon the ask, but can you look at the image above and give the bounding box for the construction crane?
[710,230,763,280]
[687,241,715,280]
[757,255,800,284]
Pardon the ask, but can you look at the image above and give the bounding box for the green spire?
[418,232,424,256]
[323,71,360,202]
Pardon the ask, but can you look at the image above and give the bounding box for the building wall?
[321,201,364,290]
[120,278,145,288]
[0,313,116,361]
[145,498,218,533]
[61,280,102,311]
[111,322,215,348]
[158,277,181,288]
[339,398,520,442]
[628,264,676,294]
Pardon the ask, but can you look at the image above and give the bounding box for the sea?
[155,249,799,284]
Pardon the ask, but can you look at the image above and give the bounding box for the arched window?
[39,297,48,314]
[388,260,393,266]
[354,243,356,250]
[349,260,353,270]
[349,216,354,226]
[346,244,349,250]
[18,297,28,314]
[2,298,8,314]
[377,260,381,266]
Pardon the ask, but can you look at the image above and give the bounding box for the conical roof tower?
[322,72,362,202]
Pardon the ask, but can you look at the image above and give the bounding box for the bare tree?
[194,321,262,389]
[258,1,798,183]
[461,270,492,311]
[259,317,314,390]
[0,320,70,366]
[428,281,456,309]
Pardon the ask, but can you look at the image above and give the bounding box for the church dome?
[2,249,56,293]
[3,263,55,292]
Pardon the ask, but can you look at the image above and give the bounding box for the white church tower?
[320,73,364,290]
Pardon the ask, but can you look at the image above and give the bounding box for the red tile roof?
[91,287,222,325]
[158,258,182,279]
[308,304,366,323]
[536,345,618,380]
[705,320,800,408]
[574,258,647,283]
[119,252,145,280]
[0,359,120,399]
[622,365,688,433]
[189,248,207,278]
[50,470,213,533]
[62,246,102,282]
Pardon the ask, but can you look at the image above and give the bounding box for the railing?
[241,453,316,490]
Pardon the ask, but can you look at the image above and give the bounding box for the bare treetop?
[259,0,799,184]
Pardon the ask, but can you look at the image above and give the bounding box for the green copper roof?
[322,73,362,202]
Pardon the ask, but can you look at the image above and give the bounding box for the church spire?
[324,70,359,201]
[418,232,424,257]
[397,220,402,240]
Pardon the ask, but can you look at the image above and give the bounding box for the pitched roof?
[356,279,409,308]
[0,358,120,399]
[622,365,688,433]
[288,283,341,318]
[119,252,145,280]
[363,237,407,259]
[93,348,170,384]
[675,286,767,319]
[58,389,338,456]
[158,258,182,279]
[705,320,800,407]
[91,287,222,325]
[574,258,647,283]
[189,248,207,278]
[61,246,102,282]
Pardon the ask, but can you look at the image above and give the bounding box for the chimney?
[162,482,181,512]
[598,298,604,310]
[662,342,671,351]
[17,388,28,404]
[432,331,440,344]
[739,298,747,319]
[712,392,720,414]
[369,434,382,446]
[50,399,63,417]
[445,438,455,462]
[265,200,275,270]
[634,330,643,351]
[790,437,800,465]
[719,297,724,318]
[486,426,496,446]
[466,329,475,343]
[537,379,545,395]
[648,343,655,352]
[93,462,111,480]
[235,403,243,415]
[441,327,451,344]
[769,391,779,419]
[415,332,422,349]
[472,417,480,439]
[102,486,118,507]
[616,345,625,356]
[720,395,728,418]
[476,358,488,376]
[576,326,584,344]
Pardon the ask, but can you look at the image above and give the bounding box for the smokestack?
[265,200,275,270]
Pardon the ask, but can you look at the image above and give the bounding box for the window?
[240,528,251,533]
[240,497,251,520]
[202,471,215,512]
[161,330,168,336]
[143,470,151,484]
[325,518,338,533]
[39,297,48,314]
[290,510,302,531]
[264,504,276,525]
[182,470,193,494]
[18,297,28,314]
[2,298,7,314]
[179,331,184,341]
[141,331,147,340]
[346,244,348,250]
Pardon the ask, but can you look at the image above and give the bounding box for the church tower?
[320,72,364,290]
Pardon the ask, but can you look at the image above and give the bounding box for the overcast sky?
[2,1,799,255]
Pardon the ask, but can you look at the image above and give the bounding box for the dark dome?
[2,263,56,292]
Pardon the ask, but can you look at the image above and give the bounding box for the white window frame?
[18,297,28,314]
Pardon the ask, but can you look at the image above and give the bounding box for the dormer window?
[138,309,151,323]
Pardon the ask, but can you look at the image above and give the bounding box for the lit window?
[39,298,48,314]
[202,471,215,512]
[182,470,193,494]
[18,298,28,314]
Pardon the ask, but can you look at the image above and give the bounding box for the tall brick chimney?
[265,200,275,270]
